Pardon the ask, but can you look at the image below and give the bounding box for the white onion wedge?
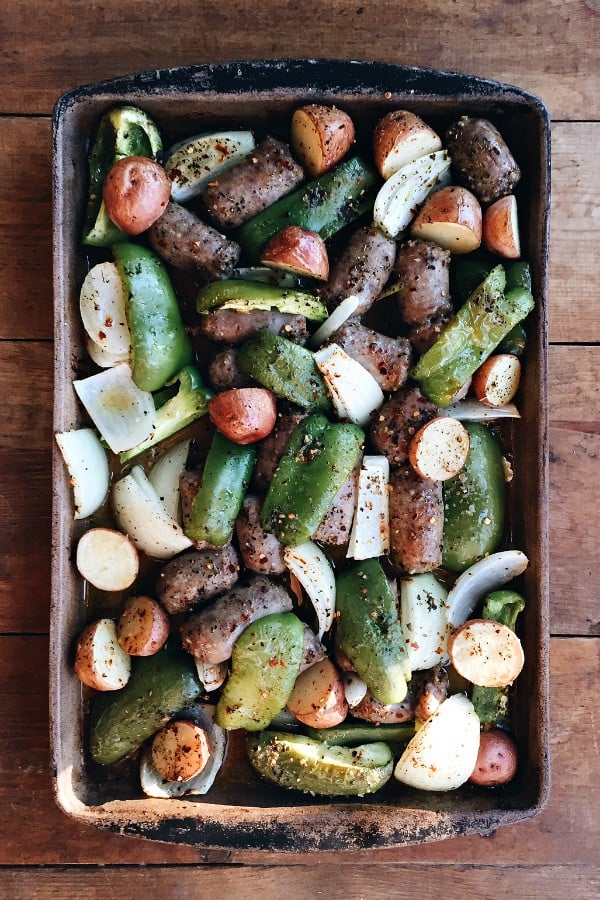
[164,130,256,202]
[79,261,131,355]
[74,618,132,692]
[73,363,155,453]
[76,527,139,591]
[446,550,529,628]
[112,465,193,559]
[373,150,451,239]
[446,399,521,421]
[284,541,336,641]
[394,694,480,791]
[400,573,451,671]
[342,671,369,708]
[148,439,191,523]
[347,455,390,560]
[195,660,228,692]
[55,427,110,519]
[85,334,129,369]
[308,295,361,349]
[314,343,384,426]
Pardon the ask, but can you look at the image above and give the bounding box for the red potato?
[260,226,329,280]
[411,185,482,254]
[208,387,277,444]
[472,354,522,407]
[373,110,442,179]
[408,416,470,481]
[448,619,525,688]
[116,595,170,656]
[286,658,348,729]
[103,156,171,235]
[74,618,132,691]
[291,104,355,176]
[75,527,139,592]
[483,194,521,258]
[469,728,518,786]
[151,720,211,783]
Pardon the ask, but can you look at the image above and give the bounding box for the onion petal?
[314,343,384,426]
[309,295,361,348]
[446,550,529,628]
[284,541,336,640]
[55,427,110,520]
[446,399,521,421]
[347,455,390,560]
[74,363,155,453]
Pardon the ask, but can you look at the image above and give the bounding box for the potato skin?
[291,104,355,176]
[103,156,171,234]
[261,226,329,280]
[445,118,521,204]
[411,186,482,254]
[208,387,277,445]
[116,595,170,657]
[287,658,348,729]
[373,109,442,179]
[469,728,518,786]
[482,195,521,259]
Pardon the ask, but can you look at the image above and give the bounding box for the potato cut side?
[411,185,482,253]
[287,658,348,729]
[373,109,442,179]
[76,527,139,591]
[260,226,329,280]
[449,618,525,687]
[74,618,132,691]
[117,595,169,657]
[408,416,470,481]
[483,194,521,259]
[151,720,211,783]
[472,354,522,407]
[291,104,355,176]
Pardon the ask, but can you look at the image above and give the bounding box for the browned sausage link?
[147,201,240,278]
[330,318,412,392]
[208,348,254,392]
[313,456,361,545]
[235,494,286,574]
[202,137,305,229]
[445,117,521,204]
[252,411,307,492]
[393,239,452,326]
[201,308,307,345]
[180,575,293,664]
[351,686,417,724]
[370,387,439,467]
[409,312,453,357]
[156,544,240,615]
[322,225,396,316]
[389,465,443,574]
[414,665,449,722]
[300,625,326,673]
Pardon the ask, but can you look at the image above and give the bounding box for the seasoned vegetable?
[286,658,348,729]
[372,109,442,179]
[196,278,328,322]
[411,185,482,254]
[238,333,331,411]
[151,720,210,783]
[74,618,132,692]
[164,130,256,202]
[305,722,414,747]
[449,618,525,687]
[208,387,277,445]
[291,104,355,176]
[469,728,518,786]
[103,156,171,235]
[116,596,169,657]
[483,194,521,259]
[260,226,329,280]
[75,527,139,592]
[373,150,451,239]
[55,428,110,520]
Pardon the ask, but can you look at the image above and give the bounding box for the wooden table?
[1,3,598,897]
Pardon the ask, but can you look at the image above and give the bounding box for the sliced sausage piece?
[323,225,396,316]
[202,136,304,229]
[414,666,449,722]
[393,239,452,326]
[253,411,307,492]
[409,313,453,356]
[445,117,521,204]
[371,388,439,467]
[208,347,254,391]
[313,457,361,546]
[330,318,412,392]
[201,308,307,345]
[351,686,417,724]
[157,544,240,615]
[148,201,240,278]
[181,575,293,664]
[389,465,443,574]
[235,494,286,574]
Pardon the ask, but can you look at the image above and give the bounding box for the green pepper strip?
[261,413,363,546]
[304,722,415,747]
[196,279,328,322]
[113,243,193,393]
[471,590,526,728]
[185,431,256,547]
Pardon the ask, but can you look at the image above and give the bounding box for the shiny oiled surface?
[1,1,599,897]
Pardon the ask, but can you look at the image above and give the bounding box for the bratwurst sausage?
[157,544,240,615]
[389,465,443,573]
[201,308,307,345]
[370,387,439,467]
[330,318,412,392]
[393,239,452,326]
[323,225,396,316]
[148,201,240,279]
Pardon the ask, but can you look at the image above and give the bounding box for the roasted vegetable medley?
[56,101,534,799]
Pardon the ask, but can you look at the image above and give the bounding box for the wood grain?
[1,1,599,120]
[0,636,597,866]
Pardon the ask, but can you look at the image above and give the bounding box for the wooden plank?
[0,635,597,866]
[1,865,598,900]
[1,1,599,120]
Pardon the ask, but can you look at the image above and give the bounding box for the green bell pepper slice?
[196,279,328,322]
[238,332,332,411]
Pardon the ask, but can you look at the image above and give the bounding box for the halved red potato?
[116,595,170,657]
[260,226,329,280]
[373,110,442,179]
[472,354,522,407]
[74,618,131,691]
[151,720,211,783]
[75,527,139,592]
[103,156,171,235]
[469,728,518,786]
[411,185,482,253]
[287,658,348,729]
[408,416,470,481]
[448,619,525,688]
[291,104,355,176]
[208,387,277,444]
[483,194,521,258]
